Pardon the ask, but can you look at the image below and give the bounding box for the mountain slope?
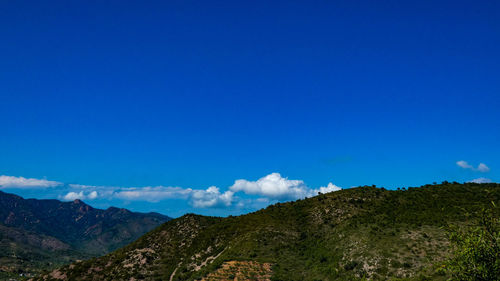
[0,191,171,278]
[37,182,499,281]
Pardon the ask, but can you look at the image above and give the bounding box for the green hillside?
[35,182,499,281]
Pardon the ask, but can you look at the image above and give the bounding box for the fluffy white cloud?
[62,192,82,201]
[62,191,98,201]
[0,175,62,188]
[190,186,234,208]
[230,173,310,200]
[230,173,341,200]
[456,161,490,173]
[87,191,98,199]
[468,177,492,184]
[312,182,342,195]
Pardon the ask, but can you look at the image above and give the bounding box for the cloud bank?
[74,173,342,208]
[1,173,342,209]
[84,173,340,208]
[114,186,192,202]
[110,185,234,208]
[0,175,62,188]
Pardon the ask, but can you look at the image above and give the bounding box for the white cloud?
[62,190,98,201]
[477,163,490,173]
[230,173,310,200]
[230,173,341,200]
[62,192,82,201]
[456,160,473,169]
[57,173,342,209]
[0,175,62,189]
[111,185,234,208]
[456,161,490,173]
[87,191,98,199]
[312,182,342,195]
[81,172,341,207]
[114,186,192,202]
[190,186,234,208]
[68,184,98,189]
[468,177,492,184]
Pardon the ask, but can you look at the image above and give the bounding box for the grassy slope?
[37,182,500,281]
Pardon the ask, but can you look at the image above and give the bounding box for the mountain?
[0,191,171,279]
[34,182,499,281]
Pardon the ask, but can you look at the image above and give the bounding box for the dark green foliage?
[444,206,500,280]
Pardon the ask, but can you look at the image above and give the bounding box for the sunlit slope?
[37,182,499,281]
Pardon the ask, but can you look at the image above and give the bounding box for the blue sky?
[0,0,498,217]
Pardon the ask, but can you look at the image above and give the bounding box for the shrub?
[445,206,500,280]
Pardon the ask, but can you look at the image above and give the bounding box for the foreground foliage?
[445,206,499,280]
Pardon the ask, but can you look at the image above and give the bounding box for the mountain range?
[0,191,171,279]
[33,182,499,281]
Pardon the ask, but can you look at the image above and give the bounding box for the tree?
[445,205,499,280]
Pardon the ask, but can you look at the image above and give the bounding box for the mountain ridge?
[0,190,171,279]
[35,182,500,281]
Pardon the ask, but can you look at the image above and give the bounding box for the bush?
[445,206,500,280]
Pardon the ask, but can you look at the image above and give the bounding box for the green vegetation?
[444,205,499,280]
[35,182,500,281]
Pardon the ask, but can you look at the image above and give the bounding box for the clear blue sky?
[1,0,498,217]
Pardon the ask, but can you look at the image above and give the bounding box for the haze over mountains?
[0,191,170,279]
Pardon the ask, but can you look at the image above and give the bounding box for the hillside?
[0,191,171,279]
[36,182,499,281]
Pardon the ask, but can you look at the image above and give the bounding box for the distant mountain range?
[0,191,171,279]
[34,182,499,281]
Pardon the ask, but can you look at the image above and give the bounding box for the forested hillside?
[36,182,499,281]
